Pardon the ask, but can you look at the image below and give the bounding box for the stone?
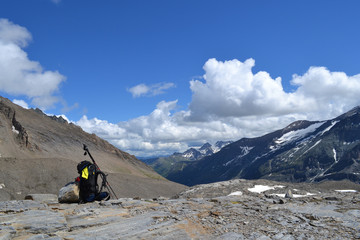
[324,196,340,201]
[58,182,79,203]
[285,189,293,199]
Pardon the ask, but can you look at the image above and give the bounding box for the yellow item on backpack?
[82,167,89,179]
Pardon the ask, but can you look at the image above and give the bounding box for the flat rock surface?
[1,179,359,239]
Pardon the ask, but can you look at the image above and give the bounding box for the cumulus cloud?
[0,19,65,110]
[128,82,175,98]
[189,59,296,120]
[189,58,360,121]
[77,58,360,157]
[291,67,360,118]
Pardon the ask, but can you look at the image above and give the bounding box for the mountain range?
[142,141,232,178]
[166,106,360,186]
[2,94,359,200]
[0,96,185,200]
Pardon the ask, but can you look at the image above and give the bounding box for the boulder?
[58,183,79,203]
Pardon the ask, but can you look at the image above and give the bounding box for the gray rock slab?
[61,212,196,240]
[0,179,359,239]
[1,209,68,235]
[0,200,47,213]
[65,206,128,231]
[25,194,59,204]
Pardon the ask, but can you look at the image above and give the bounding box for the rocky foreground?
[1,179,359,239]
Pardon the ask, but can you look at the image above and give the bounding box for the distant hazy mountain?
[0,96,185,200]
[144,141,232,178]
[167,107,360,186]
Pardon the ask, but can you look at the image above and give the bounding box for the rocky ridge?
[1,179,359,239]
[168,106,360,186]
[143,141,232,178]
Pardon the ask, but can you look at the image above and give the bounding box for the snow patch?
[248,185,285,193]
[12,126,19,134]
[182,152,195,158]
[335,190,357,193]
[333,148,337,163]
[228,191,243,196]
[320,120,339,136]
[275,122,324,146]
[239,146,253,156]
[0,183,5,189]
[271,193,316,198]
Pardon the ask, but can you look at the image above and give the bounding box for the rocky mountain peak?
[179,141,233,161]
[144,140,233,178]
[199,142,213,155]
[282,120,314,133]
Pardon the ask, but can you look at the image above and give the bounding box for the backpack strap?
[96,170,107,193]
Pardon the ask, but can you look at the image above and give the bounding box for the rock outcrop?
[1,179,359,239]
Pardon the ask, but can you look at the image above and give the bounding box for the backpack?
[77,160,107,202]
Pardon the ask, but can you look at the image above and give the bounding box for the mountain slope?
[168,107,360,186]
[0,96,185,200]
[145,141,232,177]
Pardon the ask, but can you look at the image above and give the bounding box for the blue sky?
[1,0,360,157]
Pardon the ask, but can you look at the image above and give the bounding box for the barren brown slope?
[0,96,186,200]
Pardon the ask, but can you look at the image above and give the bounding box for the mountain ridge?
[0,96,186,200]
[143,141,232,178]
[167,107,360,186]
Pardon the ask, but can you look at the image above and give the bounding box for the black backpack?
[77,160,107,202]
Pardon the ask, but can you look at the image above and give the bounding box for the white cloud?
[77,58,360,157]
[0,19,32,48]
[128,84,149,97]
[0,18,65,110]
[13,99,29,109]
[188,58,360,121]
[128,82,175,98]
[189,58,297,120]
[291,66,360,118]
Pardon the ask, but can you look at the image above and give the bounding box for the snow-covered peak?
[213,141,233,153]
[178,141,233,160]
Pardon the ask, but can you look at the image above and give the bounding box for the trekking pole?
[83,144,119,199]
